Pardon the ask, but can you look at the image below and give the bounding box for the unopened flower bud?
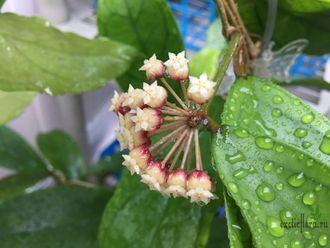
[139,54,165,83]
[109,90,130,115]
[130,127,151,148]
[187,72,216,105]
[131,107,164,132]
[123,113,135,130]
[145,161,168,185]
[186,170,215,192]
[129,145,152,171]
[164,51,189,82]
[167,169,188,189]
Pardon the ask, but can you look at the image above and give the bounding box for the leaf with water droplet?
[211,76,330,247]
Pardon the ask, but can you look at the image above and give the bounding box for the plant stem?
[169,134,189,171]
[213,0,230,38]
[160,78,189,111]
[180,129,194,169]
[194,128,202,170]
[202,31,240,113]
[181,81,189,105]
[166,101,190,116]
[148,120,186,136]
[259,0,277,55]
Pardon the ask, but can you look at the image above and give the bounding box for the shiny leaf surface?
[0,125,47,174]
[0,173,47,201]
[0,13,139,95]
[86,153,124,176]
[0,185,112,248]
[236,0,330,55]
[99,171,222,248]
[0,90,35,124]
[37,130,86,180]
[97,0,184,102]
[211,76,330,247]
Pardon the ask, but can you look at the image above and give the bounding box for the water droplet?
[164,67,170,77]
[263,161,275,172]
[273,95,284,104]
[280,208,297,226]
[302,141,312,148]
[256,181,276,202]
[276,182,284,190]
[262,85,271,91]
[219,174,225,180]
[272,108,283,117]
[294,99,301,105]
[287,173,306,187]
[315,184,322,191]
[242,106,252,115]
[294,128,308,138]
[303,230,312,239]
[272,120,278,125]
[276,167,284,174]
[276,145,285,152]
[319,130,330,155]
[304,106,310,111]
[229,104,236,112]
[255,151,260,155]
[303,191,316,205]
[228,182,239,193]
[233,168,251,179]
[296,110,302,115]
[255,137,275,150]
[286,108,292,113]
[307,159,314,166]
[243,118,250,125]
[290,239,303,248]
[241,199,251,209]
[225,151,246,164]
[243,147,249,152]
[233,127,249,138]
[266,216,284,237]
[181,79,188,84]
[319,234,328,246]
[316,121,321,126]
[301,113,315,124]
[298,154,305,160]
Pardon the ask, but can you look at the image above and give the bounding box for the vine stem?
[259,0,277,55]
[213,0,230,38]
[201,31,240,113]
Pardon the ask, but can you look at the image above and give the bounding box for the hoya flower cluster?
[110,51,218,204]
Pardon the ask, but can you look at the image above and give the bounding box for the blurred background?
[1,0,330,184]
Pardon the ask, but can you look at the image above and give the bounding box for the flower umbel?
[110,51,218,204]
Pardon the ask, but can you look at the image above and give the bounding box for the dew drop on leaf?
[266,216,284,237]
[273,95,284,104]
[233,127,249,138]
[272,108,283,117]
[262,85,271,91]
[263,161,275,172]
[293,99,301,105]
[301,113,315,124]
[225,151,246,164]
[280,208,297,225]
[255,181,276,202]
[294,128,308,138]
[319,234,328,247]
[255,137,275,150]
[287,173,306,187]
[307,158,314,166]
[303,191,316,205]
[290,239,303,248]
[276,182,284,191]
[276,166,284,174]
[241,199,251,209]
[228,182,239,194]
[276,145,285,152]
[302,141,312,149]
[303,230,312,240]
[319,130,330,155]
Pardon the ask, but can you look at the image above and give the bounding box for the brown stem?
[181,81,189,105]
[213,0,230,38]
[162,129,189,168]
[160,110,183,116]
[180,129,194,169]
[149,124,187,151]
[148,120,186,136]
[187,132,194,172]
[194,128,202,170]
[160,78,190,111]
[201,115,222,133]
[166,101,190,116]
[169,134,189,171]
[164,116,188,121]
[223,0,238,27]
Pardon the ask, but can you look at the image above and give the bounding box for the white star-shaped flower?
[130,107,149,131]
[116,130,126,151]
[139,54,157,71]
[186,187,214,204]
[118,112,125,128]
[160,186,171,197]
[164,51,189,69]
[140,174,161,191]
[188,72,216,97]
[121,127,134,150]
[138,82,159,104]
[109,90,119,111]
[122,85,137,106]
[122,155,140,175]
[164,185,187,198]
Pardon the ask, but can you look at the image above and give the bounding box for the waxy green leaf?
[205,215,229,248]
[85,153,124,176]
[0,185,112,248]
[0,90,36,124]
[97,0,184,102]
[37,130,86,180]
[0,173,47,201]
[99,171,222,248]
[0,13,139,95]
[0,125,47,174]
[235,0,330,55]
[211,76,330,247]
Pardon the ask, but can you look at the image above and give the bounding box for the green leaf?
[0,125,47,174]
[206,18,228,51]
[86,153,124,176]
[0,173,47,201]
[224,190,252,247]
[99,171,222,248]
[0,90,35,124]
[205,215,229,248]
[318,213,322,219]
[0,0,5,8]
[315,205,319,215]
[0,185,112,248]
[37,130,86,180]
[235,0,330,55]
[0,13,139,95]
[189,48,222,80]
[276,78,330,92]
[97,0,184,102]
[307,205,314,213]
[211,76,330,247]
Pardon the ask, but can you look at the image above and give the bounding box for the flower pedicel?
[110,52,218,205]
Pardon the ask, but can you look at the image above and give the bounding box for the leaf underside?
[211,76,330,247]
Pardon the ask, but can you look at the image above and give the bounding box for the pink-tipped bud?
[164,51,189,82]
[139,54,164,83]
[149,86,168,108]
[124,113,135,130]
[129,145,153,171]
[109,91,130,115]
[131,108,164,132]
[167,169,188,189]
[145,161,168,185]
[187,170,215,192]
[122,85,147,110]
[187,72,216,105]
[130,127,151,148]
